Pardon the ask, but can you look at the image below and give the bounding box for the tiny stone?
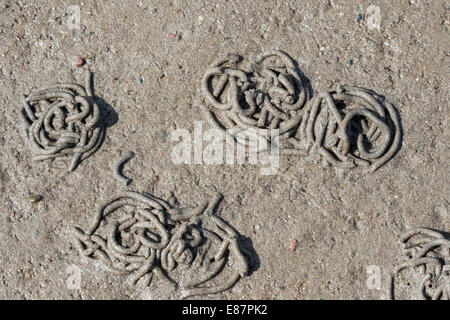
[23,269,32,280]
[348,59,354,66]
[70,55,84,67]
[27,194,42,203]
[290,239,297,251]
[167,33,176,39]
[356,14,363,23]
[254,224,261,231]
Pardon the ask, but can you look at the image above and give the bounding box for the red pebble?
[71,55,84,67]
[290,239,297,252]
[167,33,176,39]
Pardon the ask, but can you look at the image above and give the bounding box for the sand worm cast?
[201,50,309,154]
[19,71,105,172]
[113,151,135,186]
[201,52,401,171]
[72,190,251,298]
[389,227,449,300]
[298,85,401,172]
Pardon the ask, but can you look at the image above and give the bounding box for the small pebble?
[356,14,363,23]
[23,269,32,280]
[70,55,84,67]
[27,194,42,204]
[167,33,176,39]
[290,239,297,252]
[347,59,354,66]
[254,224,261,231]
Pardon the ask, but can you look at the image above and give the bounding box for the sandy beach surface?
[0,0,448,299]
